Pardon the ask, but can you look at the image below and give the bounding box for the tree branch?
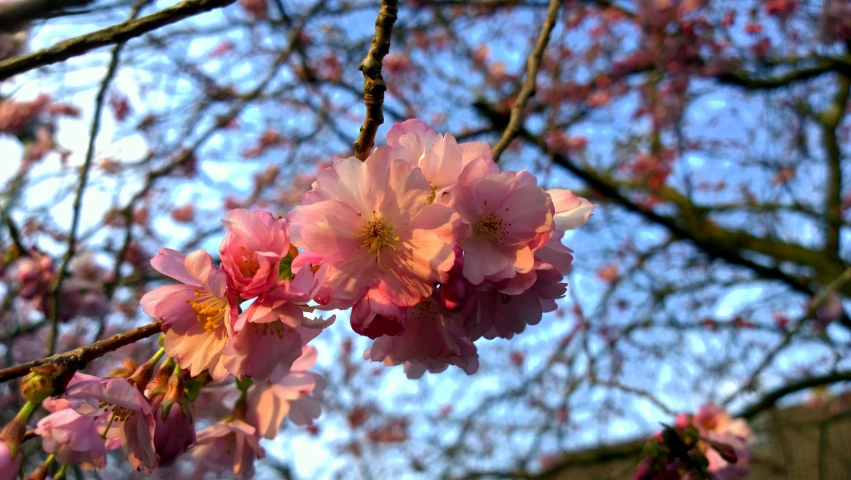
[352,0,398,161]
[0,0,94,31]
[0,0,235,81]
[491,0,561,161]
[738,370,851,420]
[0,321,163,385]
[46,0,147,355]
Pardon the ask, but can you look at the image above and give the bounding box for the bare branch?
[491,0,561,161]
[0,0,235,81]
[0,0,94,31]
[0,321,163,385]
[46,0,148,355]
[352,0,398,161]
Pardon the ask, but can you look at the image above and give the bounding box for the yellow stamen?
[475,214,508,244]
[185,289,228,332]
[354,215,399,257]
[236,246,260,278]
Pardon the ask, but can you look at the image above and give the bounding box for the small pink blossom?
[383,119,498,201]
[366,298,479,378]
[219,209,290,299]
[452,165,554,284]
[35,405,109,469]
[350,288,406,338]
[289,154,460,308]
[535,189,596,273]
[192,420,265,478]
[246,346,326,439]
[62,373,157,472]
[141,249,234,380]
[224,265,334,382]
[460,266,566,340]
[693,404,755,480]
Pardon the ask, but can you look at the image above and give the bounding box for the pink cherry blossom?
[289,154,460,308]
[460,266,566,340]
[383,119,498,201]
[693,404,755,480]
[219,208,290,298]
[366,298,478,378]
[350,287,406,338]
[62,373,157,472]
[140,248,234,380]
[192,420,265,478]
[452,164,554,285]
[224,265,334,382]
[35,405,109,469]
[246,346,326,439]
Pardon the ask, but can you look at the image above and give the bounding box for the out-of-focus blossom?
[63,373,157,472]
[288,154,460,308]
[693,404,755,480]
[14,253,54,299]
[821,0,851,41]
[246,346,326,439]
[141,249,234,380]
[192,420,265,478]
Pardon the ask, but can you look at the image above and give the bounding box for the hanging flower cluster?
[289,119,595,377]
[633,404,755,480]
[2,119,593,478]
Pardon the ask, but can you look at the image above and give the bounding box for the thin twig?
[0,0,235,81]
[46,1,148,356]
[0,321,163,384]
[491,0,562,162]
[721,266,851,405]
[737,370,851,420]
[352,0,398,161]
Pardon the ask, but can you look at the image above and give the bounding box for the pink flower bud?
[152,372,195,463]
[0,439,22,480]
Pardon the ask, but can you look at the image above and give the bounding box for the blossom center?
[251,321,294,339]
[475,214,507,244]
[186,289,228,333]
[356,217,399,255]
[426,184,437,204]
[236,246,260,277]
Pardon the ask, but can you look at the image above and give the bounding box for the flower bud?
[21,370,53,405]
[24,464,49,480]
[708,439,738,463]
[0,438,22,480]
[438,275,470,312]
[152,371,195,463]
[109,358,139,378]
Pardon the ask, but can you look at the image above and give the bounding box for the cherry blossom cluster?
[289,119,595,377]
[633,404,755,480]
[1,346,323,478]
[0,119,592,478]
